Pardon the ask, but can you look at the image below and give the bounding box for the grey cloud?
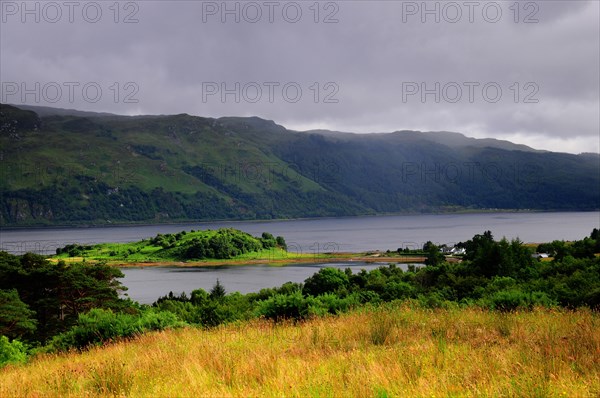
[1,0,598,153]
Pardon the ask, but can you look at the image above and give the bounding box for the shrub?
[0,336,28,367]
[275,236,287,250]
[256,291,320,322]
[190,288,209,305]
[303,268,349,296]
[197,301,237,327]
[584,288,600,309]
[356,291,382,304]
[49,308,183,351]
[485,290,528,312]
[482,289,556,311]
[138,309,184,331]
[153,300,198,323]
[417,292,455,309]
[315,292,360,314]
[380,281,415,301]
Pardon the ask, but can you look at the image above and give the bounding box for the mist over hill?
[1,104,598,226]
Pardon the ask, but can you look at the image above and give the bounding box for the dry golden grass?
[1,305,599,397]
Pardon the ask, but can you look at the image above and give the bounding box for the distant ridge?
[7,104,120,118]
[1,104,597,226]
[416,131,544,153]
[0,104,560,154]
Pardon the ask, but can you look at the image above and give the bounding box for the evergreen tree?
[209,279,226,300]
[0,289,37,339]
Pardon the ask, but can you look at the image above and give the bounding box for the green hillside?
[1,104,598,226]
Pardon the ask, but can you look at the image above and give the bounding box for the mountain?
[6,104,120,119]
[415,131,544,153]
[0,104,598,226]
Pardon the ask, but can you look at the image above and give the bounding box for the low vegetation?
[1,229,599,395]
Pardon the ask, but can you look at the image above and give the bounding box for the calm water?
[1,212,598,255]
[1,212,598,303]
[122,262,394,304]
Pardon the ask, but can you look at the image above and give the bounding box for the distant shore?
[3,208,589,230]
[54,253,430,268]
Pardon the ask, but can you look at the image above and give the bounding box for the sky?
[1,0,599,154]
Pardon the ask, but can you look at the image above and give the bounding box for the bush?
[303,268,349,296]
[482,289,556,311]
[484,290,528,312]
[183,229,264,260]
[261,232,277,249]
[49,308,184,351]
[380,281,415,301]
[0,336,28,367]
[190,288,209,305]
[138,309,184,331]
[256,291,321,322]
[315,292,360,314]
[197,301,238,327]
[417,292,456,309]
[276,236,287,250]
[584,288,600,309]
[154,300,199,323]
[356,291,382,304]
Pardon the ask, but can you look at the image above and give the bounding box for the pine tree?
[209,279,226,300]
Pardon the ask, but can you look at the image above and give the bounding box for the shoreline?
[69,255,430,268]
[2,209,594,231]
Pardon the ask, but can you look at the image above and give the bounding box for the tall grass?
[1,305,598,397]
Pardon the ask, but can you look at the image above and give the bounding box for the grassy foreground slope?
[1,304,598,397]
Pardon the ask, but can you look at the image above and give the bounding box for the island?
[51,228,427,266]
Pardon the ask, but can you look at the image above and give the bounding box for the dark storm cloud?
[1,0,598,153]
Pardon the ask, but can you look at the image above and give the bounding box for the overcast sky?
[1,0,598,153]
